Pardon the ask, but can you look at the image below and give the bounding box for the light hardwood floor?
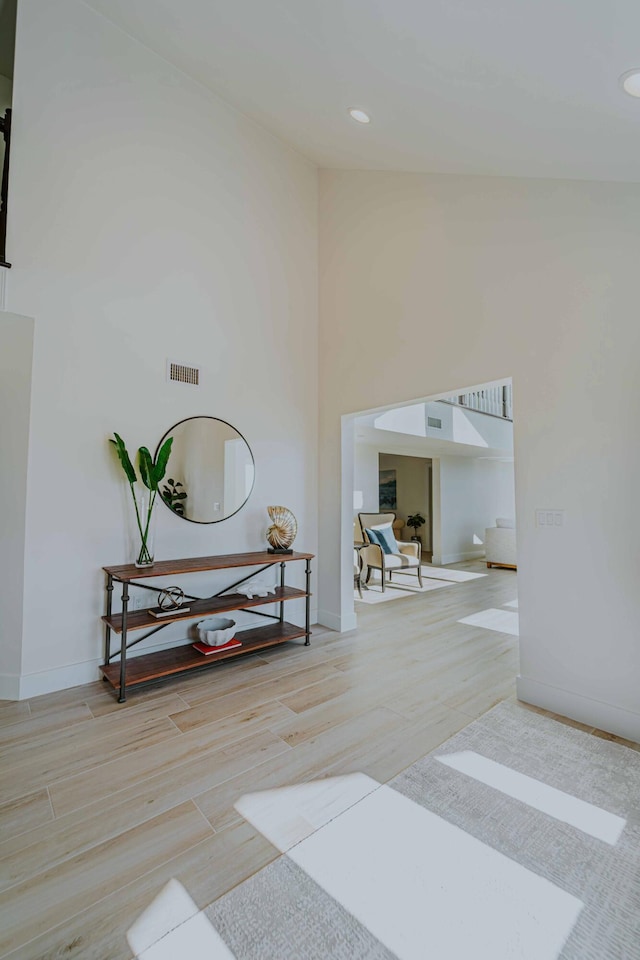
[0,563,634,959]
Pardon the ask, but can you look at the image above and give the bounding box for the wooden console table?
[101,551,313,702]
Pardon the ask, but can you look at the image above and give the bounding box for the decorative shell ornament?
[266,505,298,553]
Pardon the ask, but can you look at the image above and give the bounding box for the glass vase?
[129,487,157,568]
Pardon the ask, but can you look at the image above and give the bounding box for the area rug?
[420,564,487,582]
[354,576,452,604]
[132,701,640,958]
[130,701,640,960]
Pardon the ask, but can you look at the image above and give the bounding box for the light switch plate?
[536,509,564,528]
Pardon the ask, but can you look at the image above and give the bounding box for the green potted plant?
[406,512,426,544]
[161,478,188,517]
[110,433,173,567]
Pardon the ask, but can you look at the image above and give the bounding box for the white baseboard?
[317,609,358,633]
[517,675,640,743]
[15,637,199,700]
[2,611,323,701]
[17,660,102,700]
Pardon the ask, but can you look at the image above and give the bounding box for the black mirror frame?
[155,415,256,525]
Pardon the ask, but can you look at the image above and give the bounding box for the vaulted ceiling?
[86,0,640,181]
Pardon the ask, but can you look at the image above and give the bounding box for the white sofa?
[484,518,517,569]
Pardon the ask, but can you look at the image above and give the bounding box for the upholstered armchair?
[357,512,423,592]
[354,545,363,598]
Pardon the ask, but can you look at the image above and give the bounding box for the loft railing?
[0,107,11,268]
[442,384,512,421]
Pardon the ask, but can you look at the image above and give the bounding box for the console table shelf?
[102,586,307,633]
[101,550,313,702]
[103,551,313,580]
[101,621,307,689]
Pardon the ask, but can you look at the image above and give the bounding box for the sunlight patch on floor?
[458,608,519,636]
[277,782,582,959]
[235,773,379,852]
[438,752,625,844]
[127,879,234,960]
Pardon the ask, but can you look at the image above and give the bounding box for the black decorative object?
[149,586,190,619]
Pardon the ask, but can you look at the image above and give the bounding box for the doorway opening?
[346,378,518,674]
[378,452,433,561]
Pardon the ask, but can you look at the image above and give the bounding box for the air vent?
[167,360,200,386]
[427,416,442,429]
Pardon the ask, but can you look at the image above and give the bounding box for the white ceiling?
[86,0,640,181]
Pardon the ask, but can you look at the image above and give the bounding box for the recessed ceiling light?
[348,108,371,124]
[620,69,640,97]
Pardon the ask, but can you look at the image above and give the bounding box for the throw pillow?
[373,524,400,555]
[496,518,515,529]
[365,528,381,548]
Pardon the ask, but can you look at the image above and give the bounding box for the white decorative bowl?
[196,617,236,647]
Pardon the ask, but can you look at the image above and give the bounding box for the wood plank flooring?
[0,563,632,959]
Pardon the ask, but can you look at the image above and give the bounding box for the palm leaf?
[138,447,155,490]
[109,433,137,485]
[152,437,173,487]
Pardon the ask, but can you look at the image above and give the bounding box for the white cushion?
[367,551,419,569]
[496,517,515,529]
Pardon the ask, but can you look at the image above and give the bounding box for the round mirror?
[156,416,255,524]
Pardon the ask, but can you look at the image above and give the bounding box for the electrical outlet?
[131,596,143,611]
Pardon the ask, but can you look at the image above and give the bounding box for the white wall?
[432,457,515,565]
[2,0,318,697]
[353,443,379,516]
[0,312,33,696]
[320,169,640,741]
